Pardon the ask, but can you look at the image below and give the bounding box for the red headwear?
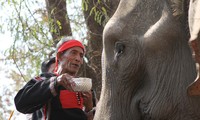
[54,40,85,73]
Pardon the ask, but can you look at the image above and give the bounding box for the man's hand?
[82,91,94,120]
[56,73,74,91]
[82,91,93,111]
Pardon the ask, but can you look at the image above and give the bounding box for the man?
[14,36,95,120]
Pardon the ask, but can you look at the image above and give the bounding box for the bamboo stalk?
[8,110,14,120]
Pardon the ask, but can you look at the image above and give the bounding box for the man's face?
[59,46,84,75]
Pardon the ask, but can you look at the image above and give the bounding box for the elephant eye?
[115,42,125,56]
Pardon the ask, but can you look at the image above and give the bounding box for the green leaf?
[98,0,101,3]
[89,7,96,16]
[102,7,107,16]
[82,0,88,11]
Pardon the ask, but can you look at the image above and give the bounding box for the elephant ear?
[187,0,200,96]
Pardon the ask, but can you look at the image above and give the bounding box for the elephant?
[94,0,200,120]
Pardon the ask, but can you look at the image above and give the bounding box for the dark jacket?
[14,73,87,120]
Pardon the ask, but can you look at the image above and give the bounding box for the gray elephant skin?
[94,0,200,120]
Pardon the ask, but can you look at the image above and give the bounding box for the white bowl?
[71,77,92,91]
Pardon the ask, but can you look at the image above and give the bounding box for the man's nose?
[75,55,83,63]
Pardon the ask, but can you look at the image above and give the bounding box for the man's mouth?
[71,63,80,68]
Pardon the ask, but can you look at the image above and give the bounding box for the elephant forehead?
[103,1,167,46]
[113,0,137,17]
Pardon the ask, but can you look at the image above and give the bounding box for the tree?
[81,0,120,98]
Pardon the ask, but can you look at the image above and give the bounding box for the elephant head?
[94,0,200,120]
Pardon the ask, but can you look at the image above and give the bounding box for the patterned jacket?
[14,73,87,120]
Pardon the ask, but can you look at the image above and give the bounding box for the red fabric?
[54,40,85,72]
[43,105,46,120]
[59,90,83,109]
[34,76,42,81]
[57,40,85,53]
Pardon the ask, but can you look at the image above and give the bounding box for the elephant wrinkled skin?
[94,0,200,120]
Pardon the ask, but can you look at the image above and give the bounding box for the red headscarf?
[54,40,85,73]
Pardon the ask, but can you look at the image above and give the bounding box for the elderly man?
[14,36,94,120]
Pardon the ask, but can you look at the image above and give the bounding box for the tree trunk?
[45,0,72,46]
[82,0,120,99]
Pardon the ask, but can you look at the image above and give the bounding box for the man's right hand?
[56,73,74,91]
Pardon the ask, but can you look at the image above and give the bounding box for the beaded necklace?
[76,92,81,105]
